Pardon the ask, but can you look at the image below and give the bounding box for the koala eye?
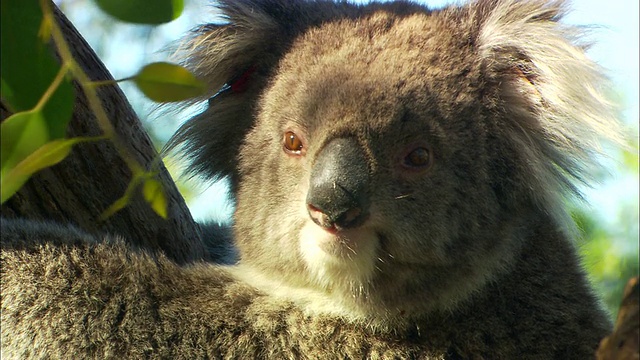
[283,131,304,155]
[403,147,432,170]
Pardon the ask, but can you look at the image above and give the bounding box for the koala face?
[232,12,520,318]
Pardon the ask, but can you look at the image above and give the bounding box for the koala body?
[1,0,622,358]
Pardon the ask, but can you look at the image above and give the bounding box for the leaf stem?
[33,63,69,112]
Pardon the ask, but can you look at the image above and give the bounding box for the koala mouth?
[302,206,375,257]
[317,228,365,256]
[299,220,380,286]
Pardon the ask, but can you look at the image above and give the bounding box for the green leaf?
[1,110,50,178]
[133,62,205,102]
[1,0,74,138]
[1,78,15,110]
[1,138,83,203]
[93,0,183,25]
[1,0,45,111]
[143,178,168,218]
[0,171,29,205]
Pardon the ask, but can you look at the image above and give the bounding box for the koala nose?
[306,137,370,231]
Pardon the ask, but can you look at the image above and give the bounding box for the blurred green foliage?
[575,146,639,319]
[575,205,639,319]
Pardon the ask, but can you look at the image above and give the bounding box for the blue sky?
[61,0,639,243]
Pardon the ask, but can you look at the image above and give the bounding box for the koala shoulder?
[0,218,463,358]
[3,219,609,358]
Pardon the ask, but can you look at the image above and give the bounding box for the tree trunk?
[596,277,640,360]
[0,3,205,265]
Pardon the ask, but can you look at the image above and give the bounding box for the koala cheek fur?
[1,0,626,358]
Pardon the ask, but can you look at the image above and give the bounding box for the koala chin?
[298,223,380,294]
[1,0,626,358]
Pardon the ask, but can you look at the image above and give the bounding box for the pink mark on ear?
[512,66,541,100]
[230,65,257,93]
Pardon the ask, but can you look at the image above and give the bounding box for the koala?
[1,0,624,358]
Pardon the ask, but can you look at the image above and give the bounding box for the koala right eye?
[283,131,304,155]
[400,146,434,172]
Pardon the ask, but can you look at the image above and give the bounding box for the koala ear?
[165,0,343,190]
[474,0,625,218]
[164,0,286,189]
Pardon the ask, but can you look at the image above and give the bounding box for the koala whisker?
[345,244,357,256]
[394,193,413,200]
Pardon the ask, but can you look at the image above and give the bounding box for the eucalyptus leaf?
[143,178,168,218]
[133,62,205,102]
[1,110,50,177]
[1,138,84,203]
[94,0,184,25]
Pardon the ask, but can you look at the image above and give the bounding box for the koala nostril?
[335,207,362,227]
[308,204,334,230]
[307,203,367,231]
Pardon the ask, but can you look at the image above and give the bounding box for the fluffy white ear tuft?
[479,0,624,148]
[475,0,626,223]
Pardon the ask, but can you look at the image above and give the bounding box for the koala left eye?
[283,130,304,155]
[402,147,432,169]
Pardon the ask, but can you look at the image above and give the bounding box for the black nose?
[306,137,370,230]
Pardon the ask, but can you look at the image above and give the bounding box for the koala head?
[168,0,622,321]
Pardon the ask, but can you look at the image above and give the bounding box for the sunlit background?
[55,0,638,317]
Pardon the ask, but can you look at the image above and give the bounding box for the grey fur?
[1,0,623,358]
